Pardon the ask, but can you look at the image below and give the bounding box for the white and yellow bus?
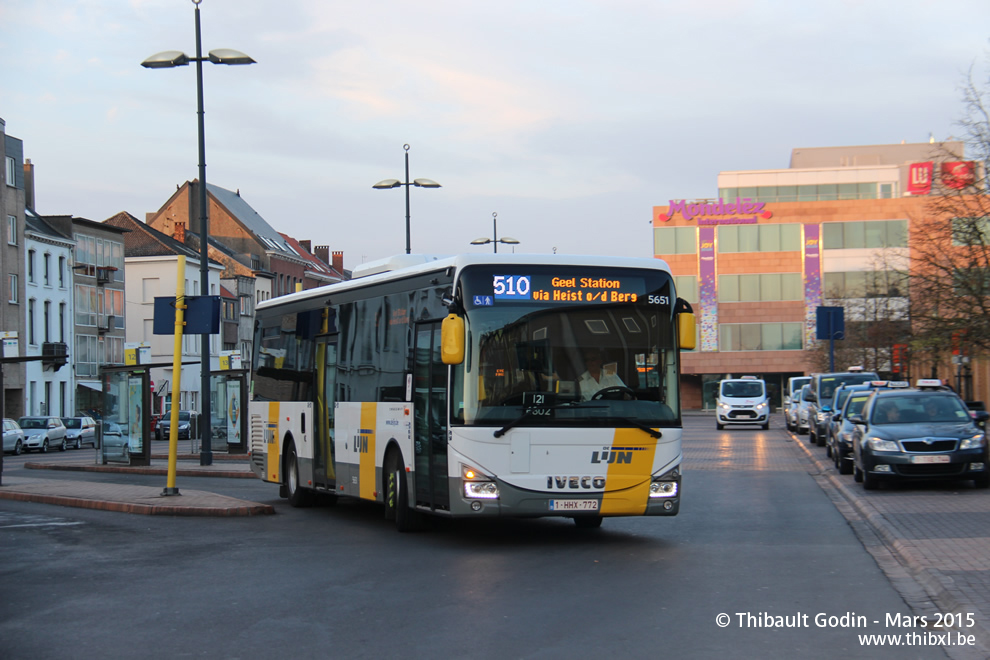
[249,253,695,531]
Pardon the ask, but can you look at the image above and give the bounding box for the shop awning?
[78,381,102,392]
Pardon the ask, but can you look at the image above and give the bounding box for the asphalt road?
[0,418,949,659]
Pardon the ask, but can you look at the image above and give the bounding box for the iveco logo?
[547,476,606,489]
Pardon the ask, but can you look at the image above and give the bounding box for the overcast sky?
[2,1,988,271]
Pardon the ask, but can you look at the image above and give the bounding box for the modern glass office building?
[653,142,979,409]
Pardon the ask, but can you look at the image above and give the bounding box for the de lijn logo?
[659,199,774,225]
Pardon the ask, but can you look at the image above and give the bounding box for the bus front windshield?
[452,265,682,429]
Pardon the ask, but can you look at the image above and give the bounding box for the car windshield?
[19,418,44,429]
[820,373,877,400]
[722,382,764,398]
[871,395,970,425]
[844,395,870,417]
[62,418,81,429]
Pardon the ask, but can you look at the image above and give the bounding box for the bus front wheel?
[284,443,312,507]
[384,450,422,532]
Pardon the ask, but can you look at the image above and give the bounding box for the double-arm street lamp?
[471,212,520,253]
[373,144,441,255]
[142,0,254,468]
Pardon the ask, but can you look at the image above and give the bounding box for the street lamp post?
[142,0,254,467]
[471,212,520,253]
[373,144,441,254]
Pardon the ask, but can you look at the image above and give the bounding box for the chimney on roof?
[23,159,35,210]
[314,245,330,266]
[174,222,186,243]
[332,251,344,274]
[299,239,311,253]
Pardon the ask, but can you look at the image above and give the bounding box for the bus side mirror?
[441,313,465,364]
[677,312,696,350]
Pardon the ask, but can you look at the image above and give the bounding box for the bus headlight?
[464,481,499,499]
[650,481,678,498]
[462,465,499,499]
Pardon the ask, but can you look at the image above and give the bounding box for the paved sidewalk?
[789,426,990,659]
[0,454,274,517]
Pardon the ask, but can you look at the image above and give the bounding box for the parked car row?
[3,416,99,454]
[788,371,989,490]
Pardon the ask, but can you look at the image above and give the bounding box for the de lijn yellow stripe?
[359,402,378,500]
[267,402,281,483]
[600,428,658,515]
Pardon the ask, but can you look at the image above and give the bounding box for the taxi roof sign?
[915,379,944,389]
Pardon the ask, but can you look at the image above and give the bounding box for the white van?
[784,376,811,406]
[716,376,769,430]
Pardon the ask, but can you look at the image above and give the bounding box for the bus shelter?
[100,364,156,466]
[210,368,248,455]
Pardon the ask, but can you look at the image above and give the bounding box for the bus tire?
[284,442,312,507]
[385,450,422,532]
[573,516,603,529]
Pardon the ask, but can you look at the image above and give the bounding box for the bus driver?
[578,349,626,400]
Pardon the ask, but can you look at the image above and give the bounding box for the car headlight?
[960,434,986,450]
[755,402,767,410]
[179,423,189,430]
[868,437,900,452]
[719,403,730,410]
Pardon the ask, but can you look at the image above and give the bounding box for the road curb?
[23,462,255,479]
[0,488,274,516]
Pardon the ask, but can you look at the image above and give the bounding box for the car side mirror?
[848,414,865,425]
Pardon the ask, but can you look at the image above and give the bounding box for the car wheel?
[853,462,863,483]
[13,440,21,456]
[58,439,66,452]
[716,422,724,430]
[73,438,81,450]
[862,469,878,490]
[761,421,769,430]
[826,442,833,459]
[815,432,826,447]
[41,439,49,453]
[973,472,989,489]
[838,454,853,475]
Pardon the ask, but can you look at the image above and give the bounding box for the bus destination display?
[471,274,661,306]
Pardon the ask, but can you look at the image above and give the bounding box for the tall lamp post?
[471,212,520,253]
[373,144,441,254]
[142,0,254,467]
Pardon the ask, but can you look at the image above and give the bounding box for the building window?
[718,224,801,253]
[104,288,124,329]
[674,275,698,303]
[75,284,98,326]
[58,256,66,288]
[822,220,907,249]
[43,253,51,286]
[824,270,908,298]
[59,303,66,342]
[654,227,696,255]
[240,294,252,316]
[719,182,887,203]
[719,322,804,351]
[76,334,99,378]
[7,274,17,303]
[5,156,15,187]
[27,249,35,283]
[6,215,16,245]
[28,298,36,345]
[718,273,803,302]
[950,217,990,246]
[44,301,51,342]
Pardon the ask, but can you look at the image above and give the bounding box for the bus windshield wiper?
[612,417,662,439]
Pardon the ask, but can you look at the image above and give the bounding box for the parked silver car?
[62,416,98,449]
[3,418,25,455]
[18,416,68,452]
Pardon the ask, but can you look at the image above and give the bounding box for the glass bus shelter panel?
[100,369,151,466]
[210,370,249,454]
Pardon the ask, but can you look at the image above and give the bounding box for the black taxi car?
[849,381,989,490]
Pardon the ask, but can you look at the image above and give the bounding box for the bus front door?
[314,337,337,488]
[413,322,450,511]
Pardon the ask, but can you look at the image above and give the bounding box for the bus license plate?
[911,455,950,464]
[550,499,599,511]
